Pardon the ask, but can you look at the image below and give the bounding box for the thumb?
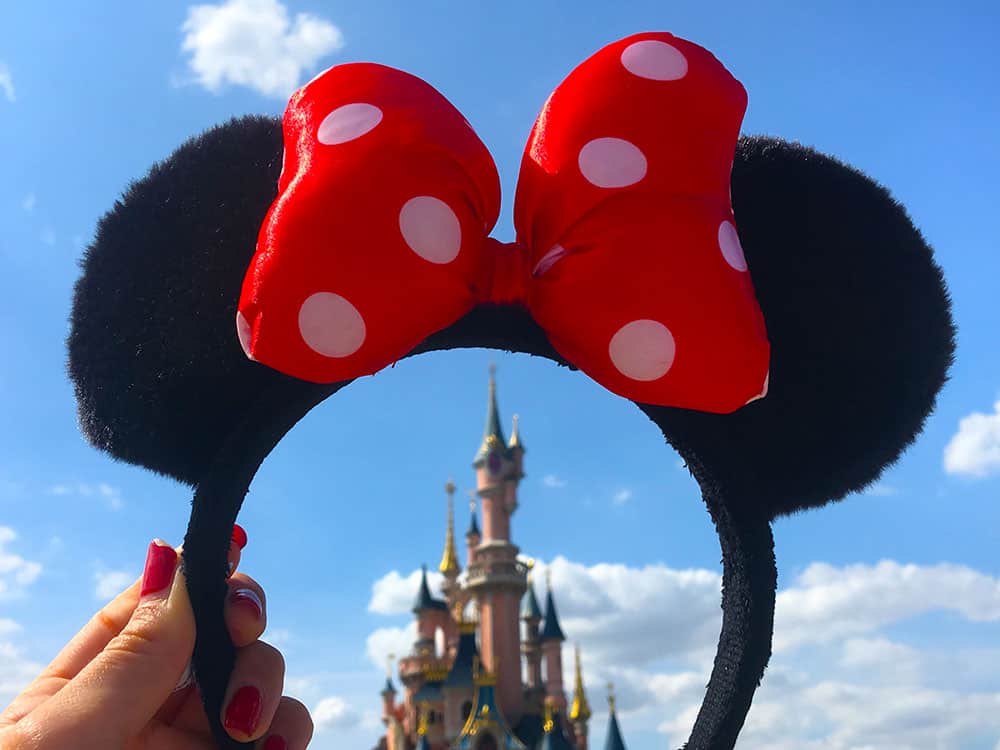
[25,540,195,747]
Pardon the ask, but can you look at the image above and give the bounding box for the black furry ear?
[68,115,306,485]
[649,136,955,518]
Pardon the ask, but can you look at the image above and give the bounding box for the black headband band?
[68,115,954,749]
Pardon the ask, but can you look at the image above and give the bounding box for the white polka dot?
[620,40,688,81]
[236,311,254,360]
[399,196,462,264]
[609,320,675,381]
[718,220,747,272]
[317,103,383,145]
[532,244,570,277]
[578,138,647,189]
[298,292,366,358]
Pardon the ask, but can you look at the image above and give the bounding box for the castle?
[373,369,629,750]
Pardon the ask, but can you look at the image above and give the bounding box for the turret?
[508,414,525,478]
[521,563,544,691]
[603,684,627,750]
[465,493,480,566]
[569,645,592,750]
[412,564,448,654]
[381,654,398,724]
[540,570,567,712]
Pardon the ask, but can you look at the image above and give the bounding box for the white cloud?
[366,555,1000,749]
[94,569,135,600]
[313,695,359,730]
[542,474,567,488]
[180,0,344,99]
[366,623,416,673]
[944,400,1000,478]
[0,62,14,103]
[49,482,124,510]
[368,568,443,615]
[612,488,633,505]
[774,560,1000,652]
[0,641,40,708]
[21,193,35,212]
[0,527,43,600]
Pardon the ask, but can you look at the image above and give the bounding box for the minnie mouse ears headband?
[68,32,954,750]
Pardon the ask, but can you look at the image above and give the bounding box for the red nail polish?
[140,541,178,597]
[263,736,288,750]
[230,588,263,619]
[232,524,248,550]
[224,685,263,736]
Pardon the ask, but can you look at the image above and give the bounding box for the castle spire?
[509,413,525,451]
[474,364,507,465]
[570,645,592,722]
[466,492,480,538]
[604,683,627,750]
[438,479,460,576]
[541,570,566,641]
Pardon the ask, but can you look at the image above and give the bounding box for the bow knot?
[476,238,532,307]
[237,32,771,412]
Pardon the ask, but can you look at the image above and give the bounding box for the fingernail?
[173,661,194,692]
[223,685,263,736]
[230,587,263,619]
[232,523,248,550]
[263,736,288,750]
[140,540,178,598]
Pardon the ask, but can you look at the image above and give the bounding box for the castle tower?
[521,565,544,692]
[569,646,592,750]
[540,571,567,713]
[465,366,529,725]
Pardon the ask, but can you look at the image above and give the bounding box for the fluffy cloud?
[0,527,43,600]
[313,695,359,731]
[94,569,136,601]
[366,623,416,673]
[0,529,42,708]
[542,474,567,488]
[0,63,14,103]
[944,400,1000,478]
[180,0,344,98]
[368,568,443,615]
[774,560,1000,652]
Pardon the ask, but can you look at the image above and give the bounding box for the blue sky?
[2,1,999,748]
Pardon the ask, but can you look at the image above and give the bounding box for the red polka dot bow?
[237,32,770,412]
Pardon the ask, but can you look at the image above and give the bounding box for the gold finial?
[570,644,592,722]
[607,682,616,713]
[509,414,522,449]
[543,699,555,733]
[488,362,497,380]
[525,557,535,584]
[468,490,478,514]
[439,479,460,576]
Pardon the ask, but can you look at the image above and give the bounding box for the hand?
[0,527,312,749]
